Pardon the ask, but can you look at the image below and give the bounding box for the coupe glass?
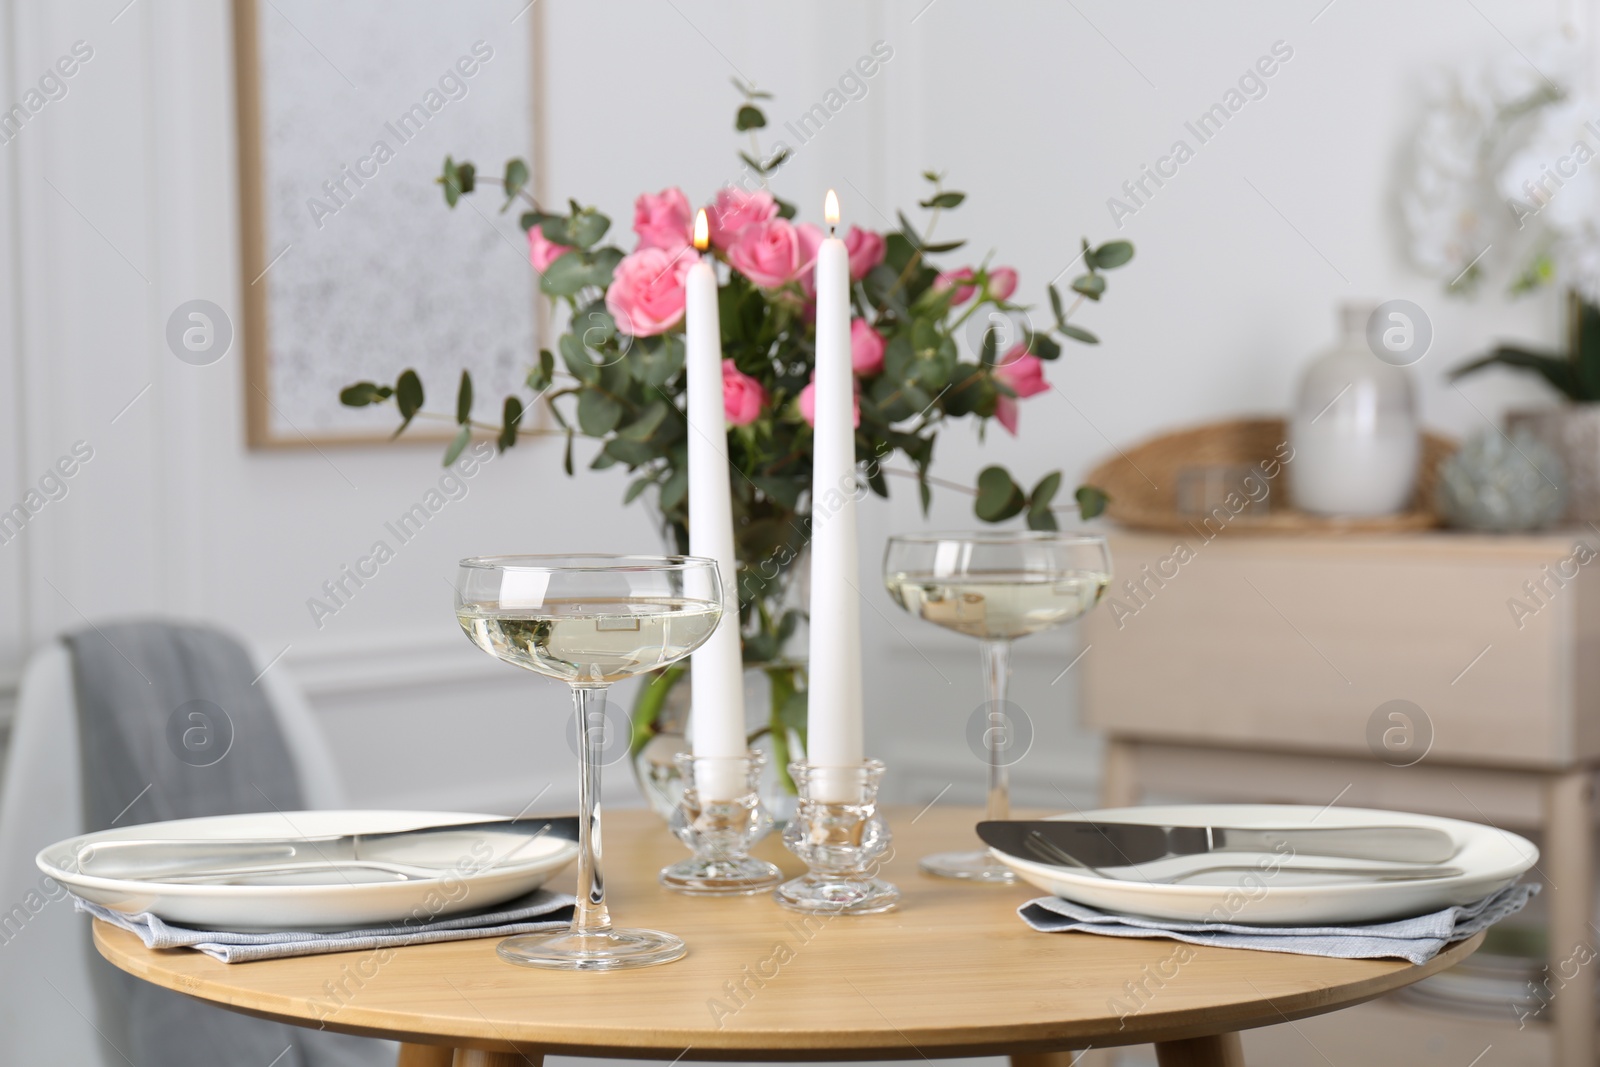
[883,531,1112,882]
[455,554,723,969]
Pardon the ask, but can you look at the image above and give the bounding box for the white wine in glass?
[455,555,723,969]
[884,532,1112,883]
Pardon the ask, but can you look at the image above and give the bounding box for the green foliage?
[501,159,529,212]
[1454,296,1600,402]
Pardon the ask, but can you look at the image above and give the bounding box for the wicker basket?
[1084,417,1458,535]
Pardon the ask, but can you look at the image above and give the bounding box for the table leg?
[450,1052,540,1067]
[396,1045,453,1067]
[1545,767,1595,1067]
[1100,738,1139,808]
[1152,1032,1244,1067]
[1013,1052,1120,1067]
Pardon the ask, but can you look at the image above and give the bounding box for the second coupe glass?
[884,531,1111,882]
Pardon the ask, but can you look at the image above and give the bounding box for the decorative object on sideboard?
[1459,297,1600,523]
[1436,428,1566,532]
[1086,418,1456,535]
[1288,302,1421,518]
[1175,464,1272,518]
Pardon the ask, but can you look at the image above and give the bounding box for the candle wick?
[829,225,836,238]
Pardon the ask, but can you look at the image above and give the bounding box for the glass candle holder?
[660,752,782,895]
[775,760,899,915]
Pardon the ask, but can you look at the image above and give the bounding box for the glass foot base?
[774,874,900,915]
[660,855,783,895]
[919,849,1018,883]
[495,927,686,971]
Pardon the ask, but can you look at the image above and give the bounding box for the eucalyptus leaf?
[570,209,611,249]
[577,389,623,436]
[1027,331,1062,361]
[442,424,471,467]
[1058,323,1099,345]
[624,475,656,504]
[541,251,592,297]
[1071,273,1106,300]
[339,381,391,407]
[455,370,473,425]
[394,369,424,436]
[501,158,529,212]
[1091,240,1135,269]
[919,191,966,210]
[604,437,656,467]
[527,349,556,392]
[1048,284,1066,326]
[1075,484,1110,520]
[499,396,523,451]
[659,466,689,511]
[736,104,767,130]
[975,465,1026,522]
[559,334,600,384]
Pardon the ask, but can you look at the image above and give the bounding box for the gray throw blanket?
[67,621,391,1067]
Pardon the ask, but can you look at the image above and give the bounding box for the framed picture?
[232,0,547,446]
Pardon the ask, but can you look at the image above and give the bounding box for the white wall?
[0,0,1577,823]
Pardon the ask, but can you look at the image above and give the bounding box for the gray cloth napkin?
[75,887,576,963]
[1019,882,1537,964]
[67,621,389,1067]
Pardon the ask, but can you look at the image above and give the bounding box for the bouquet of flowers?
[339,90,1134,782]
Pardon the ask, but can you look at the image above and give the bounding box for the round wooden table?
[93,806,1481,1067]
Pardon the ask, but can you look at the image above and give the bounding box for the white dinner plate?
[39,810,578,931]
[990,804,1538,925]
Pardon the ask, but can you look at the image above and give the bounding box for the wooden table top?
[93,806,1481,1059]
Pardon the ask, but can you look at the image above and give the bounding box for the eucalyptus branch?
[411,410,561,438]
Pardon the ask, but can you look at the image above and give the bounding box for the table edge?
[91,921,1485,1058]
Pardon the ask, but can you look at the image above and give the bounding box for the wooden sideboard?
[1080,530,1600,1067]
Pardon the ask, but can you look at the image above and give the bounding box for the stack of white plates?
[38,810,579,931]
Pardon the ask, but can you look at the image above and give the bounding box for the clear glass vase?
[630,660,806,827]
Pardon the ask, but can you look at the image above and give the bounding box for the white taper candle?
[806,190,866,803]
[685,209,746,801]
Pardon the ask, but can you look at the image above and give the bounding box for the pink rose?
[987,266,1018,302]
[993,344,1049,435]
[727,217,801,289]
[528,226,572,274]
[708,187,778,250]
[604,246,694,337]
[632,187,693,252]
[843,226,887,280]
[850,319,886,376]
[722,359,766,426]
[798,378,861,428]
[933,267,977,305]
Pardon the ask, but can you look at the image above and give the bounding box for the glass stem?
[571,684,611,935]
[980,639,1012,823]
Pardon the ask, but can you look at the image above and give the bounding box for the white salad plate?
[39,810,579,931]
[990,804,1538,925]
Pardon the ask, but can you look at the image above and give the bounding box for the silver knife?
[976,820,1458,868]
[74,816,579,881]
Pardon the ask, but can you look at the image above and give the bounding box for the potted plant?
[338,89,1134,817]
[1401,39,1600,519]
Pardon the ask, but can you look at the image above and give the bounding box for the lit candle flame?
[824,189,840,229]
[693,208,710,252]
